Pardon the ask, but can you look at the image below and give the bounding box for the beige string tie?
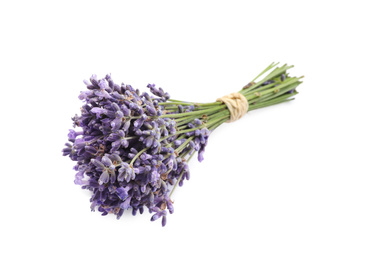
[216,92,249,123]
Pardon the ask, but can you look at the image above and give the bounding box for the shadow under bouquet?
[62,63,302,226]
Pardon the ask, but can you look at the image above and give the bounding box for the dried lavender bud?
[162,216,167,227]
[262,80,275,86]
[281,73,286,81]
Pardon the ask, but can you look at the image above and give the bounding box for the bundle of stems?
[163,62,302,197]
[62,62,302,226]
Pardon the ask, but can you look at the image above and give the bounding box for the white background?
[1,1,364,259]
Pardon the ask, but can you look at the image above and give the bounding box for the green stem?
[159,105,226,118]
[251,62,279,83]
[249,92,298,110]
[159,101,194,106]
[129,147,148,166]
[175,136,194,153]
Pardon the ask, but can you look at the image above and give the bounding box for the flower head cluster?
[63,63,301,226]
[63,74,210,226]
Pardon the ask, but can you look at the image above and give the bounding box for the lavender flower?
[63,63,302,226]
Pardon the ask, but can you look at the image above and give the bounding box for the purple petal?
[98,170,109,185]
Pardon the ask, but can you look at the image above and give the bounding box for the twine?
[216,92,249,123]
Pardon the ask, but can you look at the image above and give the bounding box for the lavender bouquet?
[62,63,302,226]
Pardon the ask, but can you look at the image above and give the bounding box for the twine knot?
[216,92,249,123]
